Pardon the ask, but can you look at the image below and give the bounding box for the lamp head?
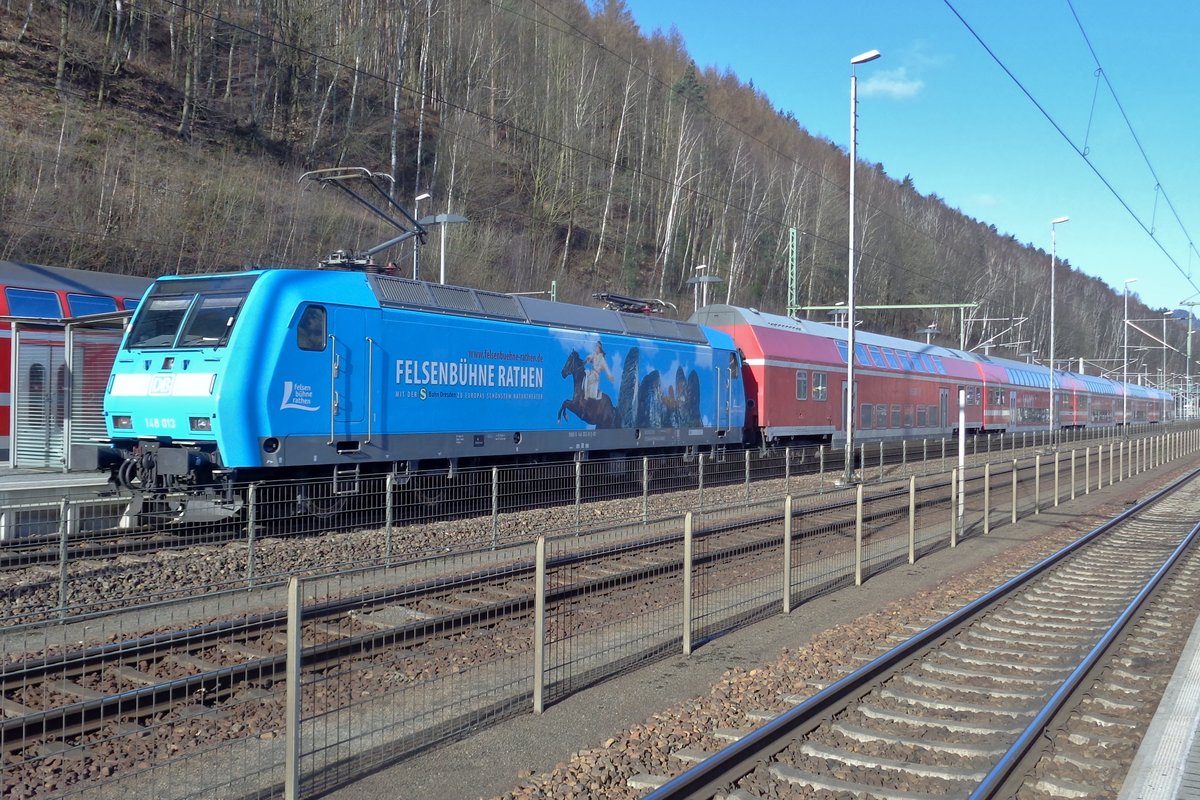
[1050,215,1070,225]
[415,192,432,202]
[851,49,881,65]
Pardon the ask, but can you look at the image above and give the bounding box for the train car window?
[866,345,885,368]
[916,406,927,427]
[933,356,947,375]
[854,343,870,367]
[928,405,939,426]
[881,348,901,369]
[890,404,902,427]
[298,306,327,351]
[5,287,62,318]
[834,341,848,365]
[876,404,888,427]
[897,351,915,371]
[812,372,828,402]
[66,293,118,316]
[861,404,873,429]
[903,405,913,427]
[795,370,808,401]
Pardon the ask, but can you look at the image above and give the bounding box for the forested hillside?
[0,0,1172,366]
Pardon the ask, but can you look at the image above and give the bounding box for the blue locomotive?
[97,268,747,520]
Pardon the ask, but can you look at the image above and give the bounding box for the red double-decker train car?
[693,305,1172,446]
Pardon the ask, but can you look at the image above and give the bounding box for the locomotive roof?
[0,260,154,298]
[367,273,710,344]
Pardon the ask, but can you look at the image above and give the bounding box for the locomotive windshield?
[126,274,258,349]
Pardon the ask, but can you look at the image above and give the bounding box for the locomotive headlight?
[189,416,212,432]
[112,415,133,429]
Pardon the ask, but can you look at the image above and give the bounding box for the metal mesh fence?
[3,582,291,799]
[3,425,1197,798]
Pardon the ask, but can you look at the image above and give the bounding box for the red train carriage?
[693,306,990,445]
[1,261,152,465]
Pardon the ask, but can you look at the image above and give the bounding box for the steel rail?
[641,465,1200,800]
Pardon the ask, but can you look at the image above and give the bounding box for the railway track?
[641,467,1200,800]
[1,507,807,794]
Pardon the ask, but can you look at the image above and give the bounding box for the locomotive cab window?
[298,306,327,351]
[127,275,256,349]
[178,294,246,347]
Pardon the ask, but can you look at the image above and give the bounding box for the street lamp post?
[412,191,431,279]
[844,48,881,484]
[1123,278,1137,426]
[1047,216,1069,446]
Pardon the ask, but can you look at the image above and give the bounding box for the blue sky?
[621,0,1200,316]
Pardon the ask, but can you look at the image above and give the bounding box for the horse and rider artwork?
[558,340,703,429]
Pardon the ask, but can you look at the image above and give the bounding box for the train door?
[939,388,950,433]
[714,361,727,430]
[714,351,738,430]
[330,307,368,442]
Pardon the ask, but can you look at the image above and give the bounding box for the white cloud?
[859,68,924,100]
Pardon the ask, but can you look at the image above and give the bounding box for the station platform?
[1118,600,1200,798]
[0,466,115,540]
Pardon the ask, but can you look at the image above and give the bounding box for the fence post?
[1034,455,1041,514]
[785,447,792,495]
[854,483,864,585]
[383,473,396,562]
[284,576,302,800]
[1084,446,1091,495]
[246,484,258,586]
[1054,452,1061,507]
[950,467,958,548]
[642,457,649,524]
[923,438,928,476]
[1011,459,1018,524]
[908,475,916,564]
[698,453,706,512]
[490,468,499,548]
[58,499,70,618]
[983,463,991,536]
[878,440,884,483]
[1070,450,1077,500]
[744,450,751,505]
[819,445,825,489]
[782,496,793,614]
[533,536,546,713]
[1108,442,1114,487]
[902,439,907,472]
[574,459,582,531]
[683,512,693,655]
